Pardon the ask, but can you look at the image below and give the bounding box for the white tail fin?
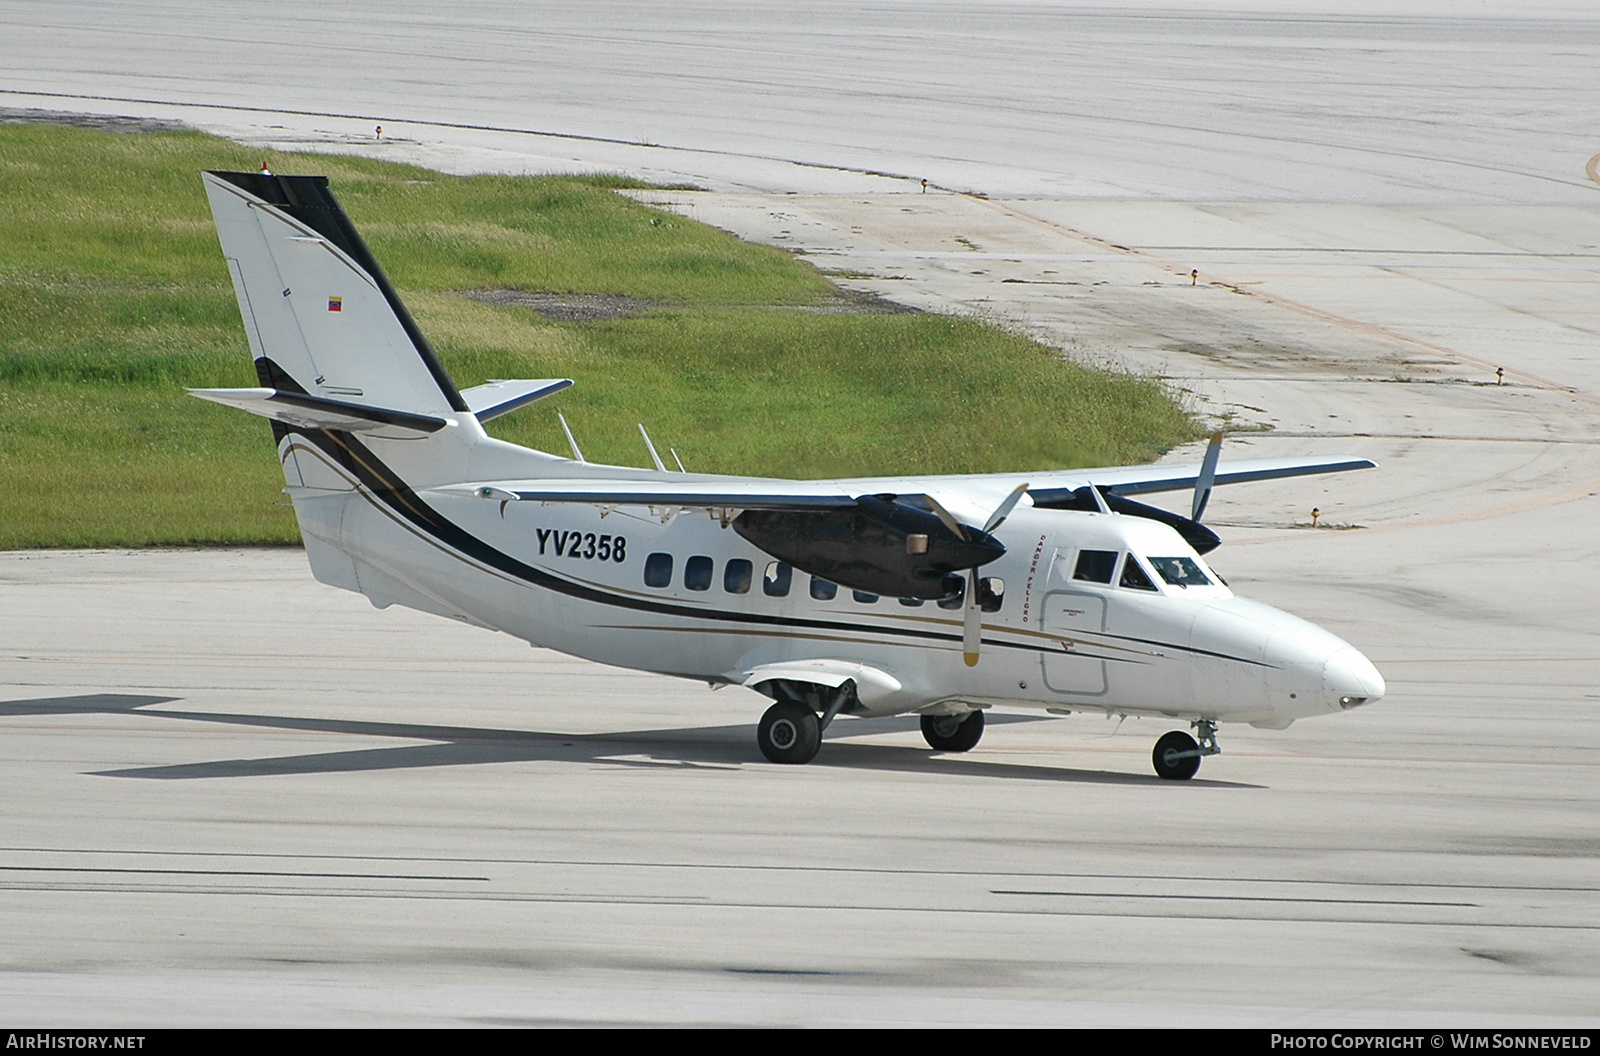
[201,170,467,415]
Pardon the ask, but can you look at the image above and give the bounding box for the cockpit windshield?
[1147,556,1213,588]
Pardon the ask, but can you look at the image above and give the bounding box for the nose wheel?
[1152,720,1220,780]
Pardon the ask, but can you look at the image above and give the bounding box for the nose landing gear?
[1152,719,1220,780]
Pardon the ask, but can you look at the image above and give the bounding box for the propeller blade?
[982,483,1029,534]
[922,494,970,543]
[962,573,982,667]
[1192,431,1223,521]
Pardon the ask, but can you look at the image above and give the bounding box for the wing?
[1023,454,1377,502]
[428,476,857,510]
[428,453,1375,516]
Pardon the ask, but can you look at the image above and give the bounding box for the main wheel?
[1153,730,1201,780]
[921,710,985,752]
[758,701,821,764]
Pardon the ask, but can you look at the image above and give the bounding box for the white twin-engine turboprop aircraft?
[191,170,1384,780]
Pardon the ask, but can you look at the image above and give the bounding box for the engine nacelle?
[1031,486,1221,554]
[733,494,1005,599]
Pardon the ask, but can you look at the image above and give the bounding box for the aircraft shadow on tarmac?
[4,694,1260,788]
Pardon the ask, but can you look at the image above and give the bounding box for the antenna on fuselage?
[670,448,687,473]
[638,423,667,471]
[558,413,586,463]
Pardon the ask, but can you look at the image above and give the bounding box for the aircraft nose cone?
[1324,647,1385,710]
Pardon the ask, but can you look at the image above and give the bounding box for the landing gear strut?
[1152,719,1220,781]
[921,710,985,753]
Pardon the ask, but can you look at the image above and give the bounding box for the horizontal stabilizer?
[188,387,448,434]
[460,379,573,423]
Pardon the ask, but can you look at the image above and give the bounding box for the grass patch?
[0,122,1196,549]
[434,305,1189,478]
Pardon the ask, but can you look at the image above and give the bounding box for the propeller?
[1192,431,1223,521]
[935,483,1028,668]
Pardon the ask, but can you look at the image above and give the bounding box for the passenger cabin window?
[852,590,879,604]
[644,552,674,588]
[1074,549,1118,584]
[684,555,713,591]
[1119,556,1158,592]
[899,597,925,607]
[724,558,753,594]
[936,579,965,610]
[810,577,838,601]
[978,577,1004,613]
[763,561,792,597]
[1148,556,1211,588]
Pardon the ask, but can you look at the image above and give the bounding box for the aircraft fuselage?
[287,430,1383,730]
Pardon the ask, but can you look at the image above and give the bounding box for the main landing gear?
[1152,719,1220,781]
[757,701,821,764]
[920,711,984,753]
[756,685,854,764]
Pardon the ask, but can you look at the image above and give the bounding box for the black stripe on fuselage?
[295,429,1267,668]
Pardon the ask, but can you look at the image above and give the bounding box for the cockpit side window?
[1147,556,1212,588]
[1119,555,1159,592]
[1073,549,1118,584]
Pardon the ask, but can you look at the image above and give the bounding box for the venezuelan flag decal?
[328,296,343,312]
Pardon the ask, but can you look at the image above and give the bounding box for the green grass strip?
[0,123,1195,549]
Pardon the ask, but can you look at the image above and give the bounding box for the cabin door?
[1039,590,1109,696]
